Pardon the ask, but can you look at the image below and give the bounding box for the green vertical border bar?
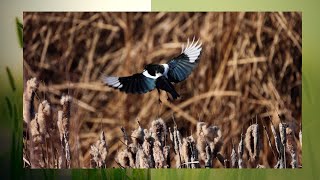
[152,0,305,11]
[151,0,320,180]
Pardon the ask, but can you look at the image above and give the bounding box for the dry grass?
[23,12,301,168]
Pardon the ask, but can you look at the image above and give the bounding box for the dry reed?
[23,12,301,168]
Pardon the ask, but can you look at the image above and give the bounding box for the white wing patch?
[161,64,169,77]
[142,70,162,79]
[181,37,202,63]
[102,76,123,89]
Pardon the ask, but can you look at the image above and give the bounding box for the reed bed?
[23,12,301,168]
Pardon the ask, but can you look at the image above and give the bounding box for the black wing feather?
[102,73,156,94]
[167,39,202,83]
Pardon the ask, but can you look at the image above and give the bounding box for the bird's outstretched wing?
[166,38,202,83]
[102,73,156,94]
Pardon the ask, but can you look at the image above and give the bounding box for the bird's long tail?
[168,87,180,100]
[156,76,180,100]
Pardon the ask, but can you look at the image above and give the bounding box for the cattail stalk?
[204,144,212,168]
[173,126,182,168]
[270,120,283,168]
[286,125,297,168]
[238,130,244,169]
[231,142,238,168]
[57,95,72,168]
[279,122,287,168]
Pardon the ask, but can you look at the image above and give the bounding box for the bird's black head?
[144,64,164,76]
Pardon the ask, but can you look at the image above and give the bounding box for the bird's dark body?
[102,38,202,101]
[155,76,180,100]
[144,64,164,76]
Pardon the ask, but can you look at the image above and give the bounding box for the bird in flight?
[102,38,202,102]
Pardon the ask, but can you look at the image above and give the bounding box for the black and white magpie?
[102,38,202,102]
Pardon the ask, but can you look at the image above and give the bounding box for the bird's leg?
[157,88,162,104]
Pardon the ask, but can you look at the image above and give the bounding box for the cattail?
[196,122,208,162]
[24,78,39,168]
[117,149,135,168]
[196,122,223,167]
[196,122,207,161]
[238,131,244,169]
[131,121,144,146]
[23,77,39,123]
[121,127,130,146]
[57,95,72,168]
[286,125,297,168]
[60,96,72,137]
[61,96,71,118]
[270,121,281,156]
[169,127,173,142]
[270,120,284,169]
[57,111,64,142]
[204,144,212,168]
[279,122,287,168]
[39,100,58,168]
[39,100,56,168]
[90,131,108,168]
[153,140,166,168]
[181,137,191,168]
[30,114,42,144]
[64,134,71,168]
[189,137,199,169]
[135,148,150,168]
[37,100,51,136]
[142,129,155,167]
[29,114,45,168]
[128,122,144,155]
[57,111,66,168]
[181,136,198,168]
[163,145,171,168]
[231,143,238,168]
[150,118,167,147]
[245,124,260,163]
[205,126,223,157]
[173,124,182,168]
[57,96,72,141]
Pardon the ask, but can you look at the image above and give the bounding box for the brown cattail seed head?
[131,124,145,146]
[150,118,167,146]
[23,77,39,123]
[286,125,297,168]
[37,100,51,136]
[245,124,260,162]
[30,114,42,144]
[90,131,108,168]
[153,140,165,168]
[117,149,135,168]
